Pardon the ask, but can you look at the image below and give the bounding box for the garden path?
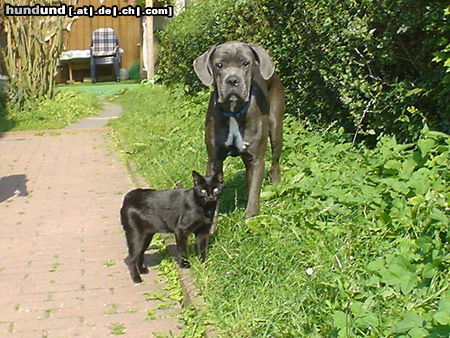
[0,103,182,336]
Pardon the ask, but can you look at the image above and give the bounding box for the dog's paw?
[180,258,191,269]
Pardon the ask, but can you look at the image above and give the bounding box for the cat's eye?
[213,188,219,193]
[201,189,207,194]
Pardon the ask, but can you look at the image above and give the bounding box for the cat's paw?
[132,275,143,284]
[180,258,191,269]
[139,266,149,274]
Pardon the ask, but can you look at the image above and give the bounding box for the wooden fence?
[61,0,141,82]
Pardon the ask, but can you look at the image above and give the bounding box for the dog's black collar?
[214,89,253,119]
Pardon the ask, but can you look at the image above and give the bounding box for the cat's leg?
[137,232,154,274]
[174,229,190,268]
[195,228,210,262]
[124,230,146,283]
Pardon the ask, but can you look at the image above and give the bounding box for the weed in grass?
[180,306,207,338]
[125,308,139,313]
[103,259,116,267]
[49,263,61,272]
[41,308,55,319]
[158,259,183,303]
[104,303,118,315]
[157,302,171,310]
[143,292,167,302]
[7,322,14,333]
[145,309,157,321]
[109,323,126,335]
[152,333,170,338]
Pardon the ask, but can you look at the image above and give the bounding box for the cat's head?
[192,170,223,204]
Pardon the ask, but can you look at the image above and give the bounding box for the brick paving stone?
[0,127,182,336]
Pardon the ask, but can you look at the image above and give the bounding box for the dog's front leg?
[243,155,265,218]
[209,149,227,234]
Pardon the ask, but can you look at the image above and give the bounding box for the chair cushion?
[92,28,118,57]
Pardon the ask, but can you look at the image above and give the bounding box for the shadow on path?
[0,174,28,203]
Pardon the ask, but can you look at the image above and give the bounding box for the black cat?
[120,170,223,283]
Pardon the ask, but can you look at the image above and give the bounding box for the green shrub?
[128,60,141,81]
[157,0,449,141]
[157,0,269,92]
[112,85,449,337]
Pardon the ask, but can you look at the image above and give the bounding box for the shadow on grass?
[219,169,248,214]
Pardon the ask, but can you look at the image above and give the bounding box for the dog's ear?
[212,171,223,184]
[247,43,275,80]
[192,170,204,185]
[193,46,216,86]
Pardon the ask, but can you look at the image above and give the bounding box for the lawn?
[57,80,140,97]
[111,84,449,337]
[0,81,139,132]
[0,90,99,132]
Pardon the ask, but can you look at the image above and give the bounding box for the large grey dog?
[193,41,285,218]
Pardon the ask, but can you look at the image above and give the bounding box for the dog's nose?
[226,76,240,86]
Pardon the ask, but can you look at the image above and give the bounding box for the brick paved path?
[0,126,181,336]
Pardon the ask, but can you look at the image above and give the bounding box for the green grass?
[111,84,449,337]
[57,80,140,97]
[109,323,126,335]
[109,84,208,187]
[0,90,100,131]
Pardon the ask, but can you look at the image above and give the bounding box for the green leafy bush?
[112,85,449,337]
[193,120,449,336]
[128,60,141,81]
[157,0,449,141]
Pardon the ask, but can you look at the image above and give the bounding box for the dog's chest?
[224,117,248,153]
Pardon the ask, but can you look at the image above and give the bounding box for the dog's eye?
[213,188,219,193]
[243,61,250,67]
[201,189,207,194]
[216,62,223,69]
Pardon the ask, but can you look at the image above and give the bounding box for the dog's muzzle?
[219,74,248,103]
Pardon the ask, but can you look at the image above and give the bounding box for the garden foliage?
[157,0,449,141]
[0,90,99,131]
[112,85,449,337]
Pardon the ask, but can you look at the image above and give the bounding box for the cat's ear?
[192,170,204,185]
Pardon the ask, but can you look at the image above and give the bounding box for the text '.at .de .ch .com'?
[2,3,174,18]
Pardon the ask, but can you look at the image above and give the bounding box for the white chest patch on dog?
[225,117,245,151]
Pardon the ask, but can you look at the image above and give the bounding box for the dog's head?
[193,42,275,108]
